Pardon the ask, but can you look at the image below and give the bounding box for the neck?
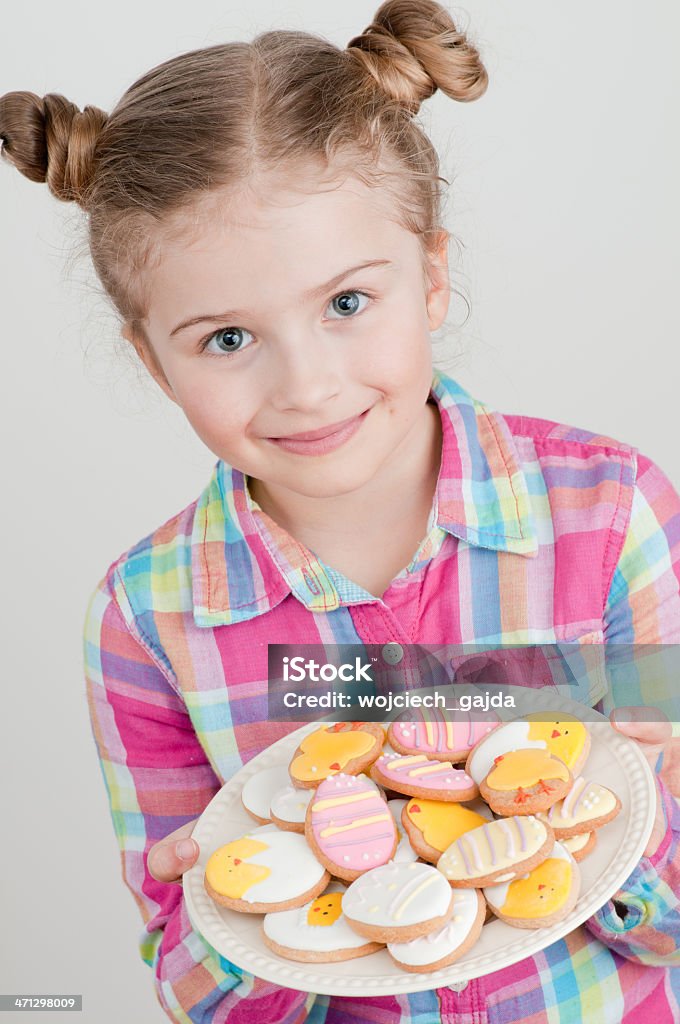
[248,399,442,542]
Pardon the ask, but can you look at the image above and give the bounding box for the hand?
[610,706,673,858]
[148,818,200,885]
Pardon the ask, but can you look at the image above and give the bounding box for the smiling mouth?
[269,411,369,442]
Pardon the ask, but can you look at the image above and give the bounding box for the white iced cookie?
[387,889,486,972]
[269,784,313,832]
[262,882,383,963]
[241,765,288,823]
[342,861,455,942]
[538,778,621,836]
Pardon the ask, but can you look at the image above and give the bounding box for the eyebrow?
[168,258,394,337]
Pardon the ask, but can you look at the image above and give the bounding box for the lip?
[267,408,371,455]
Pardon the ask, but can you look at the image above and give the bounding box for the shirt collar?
[191,369,538,626]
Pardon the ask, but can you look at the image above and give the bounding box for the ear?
[121,324,178,405]
[424,230,451,331]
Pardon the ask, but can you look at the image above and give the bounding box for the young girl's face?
[130,166,450,500]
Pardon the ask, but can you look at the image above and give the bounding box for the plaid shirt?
[84,369,680,1024]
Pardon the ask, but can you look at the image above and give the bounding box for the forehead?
[144,169,415,328]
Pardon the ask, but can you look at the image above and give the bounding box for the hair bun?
[347,0,487,113]
[0,90,108,207]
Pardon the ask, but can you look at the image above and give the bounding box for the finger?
[610,707,673,745]
[148,836,199,885]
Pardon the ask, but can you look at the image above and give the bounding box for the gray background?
[1,1,678,1021]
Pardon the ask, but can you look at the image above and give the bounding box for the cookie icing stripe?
[391,873,440,920]
[516,817,527,852]
[410,763,460,778]
[458,837,474,873]
[387,755,428,770]
[558,777,586,819]
[325,830,393,849]
[320,813,392,838]
[343,862,452,927]
[482,823,497,866]
[312,790,378,811]
[316,805,383,825]
[497,819,516,858]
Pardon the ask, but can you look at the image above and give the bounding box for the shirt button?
[447,981,469,993]
[382,643,404,665]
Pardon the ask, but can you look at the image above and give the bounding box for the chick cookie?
[537,777,622,837]
[305,773,398,881]
[483,842,580,929]
[479,748,572,816]
[466,713,590,785]
[386,889,486,973]
[204,825,329,913]
[401,798,491,864]
[370,750,478,802]
[437,815,555,888]
[289,722,385,788]
[262,882,383,963]
[388,708,499,763]
[342,860,456,943]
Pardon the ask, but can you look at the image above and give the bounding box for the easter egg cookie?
[388,708,499,763]
[561,831,596,861]
[370,750,478,803]
[342,861,455,942]
[289,722,384,789]
[306,773,398,881]
[269,783,313,833]
[387,889,486,973]
[387,799,419,863]
[466,713,590,785]
[479,749,572,816]
[483,841,580,928]
[241,764,288,824]
[437,815,555,888]
[402,798,491,864]
[262,882,383,963]
[204,825,329,913]
[537,777,621,837]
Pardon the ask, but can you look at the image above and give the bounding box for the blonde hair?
[0,0,487,338]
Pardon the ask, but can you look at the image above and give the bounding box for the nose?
[269,333,342,414]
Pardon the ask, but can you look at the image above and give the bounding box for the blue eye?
[203,326,254,356]
[326,290,370,318]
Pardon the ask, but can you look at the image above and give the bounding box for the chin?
[285,463,378,499]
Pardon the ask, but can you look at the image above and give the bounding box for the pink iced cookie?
[370,750,478,803]
[305,773,398,882]
[388,709,499,763]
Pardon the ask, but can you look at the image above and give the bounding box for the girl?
[1,2,678,1022]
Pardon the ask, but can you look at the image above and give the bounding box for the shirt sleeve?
[585,453,680,964]
[83,575,316,1024]
[584,777,680,965]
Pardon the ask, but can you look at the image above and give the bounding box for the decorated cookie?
[262,882,383,963]
[437,814,555,887]
[386,889,486,972]
[479,749,572,816]
[561,831,596,861]
[537,777,621,837]
[370,750,478,803]
[306,773,398,881]
[402,798,491,864]
[466,714,590,785]
[483,841,580,928]
[269,784,313,833]
[387,799,419,863]
[204,825,329,913]
[342,860,455,943]
[388,708,499,763]
[241,764,288,824]
[289,722,385,788]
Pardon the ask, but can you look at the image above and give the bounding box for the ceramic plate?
[184,691,656,996]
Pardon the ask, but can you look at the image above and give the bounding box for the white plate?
[184,691,656,996]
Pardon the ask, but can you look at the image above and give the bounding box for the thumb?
[148,821,200,885]
[610,707,672,770]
